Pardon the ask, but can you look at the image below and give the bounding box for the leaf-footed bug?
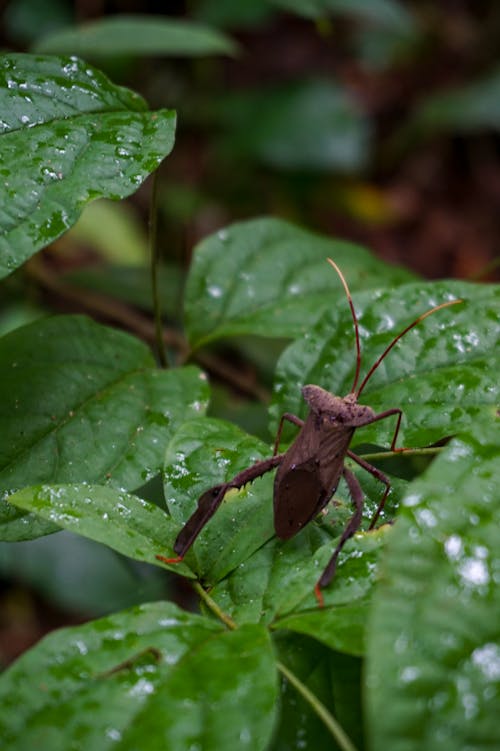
[158,260,462,605]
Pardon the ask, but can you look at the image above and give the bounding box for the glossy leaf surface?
[0,54,175,277]
[0,315,208,540]
[271,281,499,448]
[0,601,277,751]
[366,423,500,750]
[184,216,414,349]
[163,417,275,583]
[6,483,190,576]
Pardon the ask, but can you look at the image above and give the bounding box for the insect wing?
[273,458,325,540]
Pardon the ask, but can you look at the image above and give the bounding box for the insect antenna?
[355,298,463,398]
[326,258,362,394]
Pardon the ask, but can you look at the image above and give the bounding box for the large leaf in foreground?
[0,315,208,540]
[271,281,499,448]
[0,53,175,277]
[366,423,500,750]
[0,601,277,751]
[184,216,414,349]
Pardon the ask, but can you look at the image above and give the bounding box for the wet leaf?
[271,281,499,449]
[184,216,415,349]
[163,417,275,583]
[33,15,238,57]
[121,624,278,751]
[0,602,221,748]
[6,483,191,576]
[366,422,500,750]
[0,316,208,540]
[211,526,388,650]
[0,604,278,751]
[0,53,175,277]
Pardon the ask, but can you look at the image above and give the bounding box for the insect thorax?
[302,384,375,427]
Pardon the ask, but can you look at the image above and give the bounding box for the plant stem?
[149,170,168,368]
[192,581,237,630]
[276,660,359,751]
[359,446,443,462]
[193,580,357,749]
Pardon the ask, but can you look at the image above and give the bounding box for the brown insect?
[159,260,461,605]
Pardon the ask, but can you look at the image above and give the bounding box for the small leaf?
[366,422,500,750]
[271,0,415,32]
[184,217,415,349]
[273,599,370,657]
[33,15,238,57]
[414,65,500,135]
[271,281,499,448]
[0,53,176,277]
[6,483,191,576]
[0,601,222,748]
[0,315,208,540]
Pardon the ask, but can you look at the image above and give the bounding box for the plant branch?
[276,660,359,751]
[358,446,444,462]
[192,581,237,631]
[192,580,357,748]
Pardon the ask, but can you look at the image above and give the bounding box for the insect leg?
[159,454,284,563]
[347,450,391,529]
[315,467,364,603]
[272,413,304,455]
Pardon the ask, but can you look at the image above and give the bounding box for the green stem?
[192,581,237,631]
[193,580,357,750]
[149,170,168,368]
[358,445,443,462]
[277,660,359,751]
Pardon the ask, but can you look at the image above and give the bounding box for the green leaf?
[366,422,500,750]
[211,526,388,645]
[6,483,191,576]
[184,217,415,349]
[1,605,277,751]
[271,281,499,448]
[273,598,371,657]
[272,631,352,751]
[33,15,238,57]
[270,0,415,32]
[121,624,278,751]
[0,53,176,278]
[163,417,275,583]
[0,601,222,748]
[0,315,208,540]
[216,78,371,171]
[414,65,500,135]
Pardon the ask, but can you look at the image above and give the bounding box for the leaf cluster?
[0,27,499,751]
